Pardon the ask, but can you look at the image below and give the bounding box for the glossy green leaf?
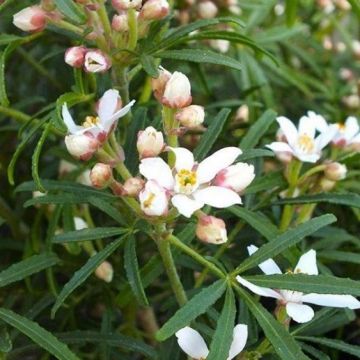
[53,227,127,243]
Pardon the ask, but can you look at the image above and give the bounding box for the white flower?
[139,147,244,218]
[74,217,88,230]
[267,114,336,163]
[175,325,248,360]
[84,50,112,73]
[62,89,135,142]
[237,246,360,323]
[139,180,169,216]
[332,116,360,148]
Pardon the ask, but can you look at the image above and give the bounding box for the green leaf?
[87,196,126,225]
[319,250,360,264]
[0,253,59,288]
[53,227,128,243]
[233,214,337,275]
[348,0,360,19]
[0,50,9,106]
[237,148,274,161]
[244,274,360,296]
[244,170,286,195]
[275,193,360,208]
[0,326,11,352]
[0,308,80,360]
[54,0,87,24]
[239,109,277,149]
[207,288,236,360]
[140,55,159,78]
[285,0,298,26]
[156,279,227,341]
[158,49,242,71]
[299,343,330,360]
[194,108,231,161]
[51,236,126,317]
[124,236,149,306]
[0,34,21,46]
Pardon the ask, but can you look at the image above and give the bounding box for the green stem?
[115,162,132,180]
[163,107,178,166]
[128,9,138,51]
[50,19,84,35]
[97,0,112,41]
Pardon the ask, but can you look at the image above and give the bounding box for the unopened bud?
[112,0,142,11]
[65,134,99,161]
[196,215,227,244]
[336,41,346,53]
[95,261,114,283]
[335,0,351,10]
[319,177,336,191]
[84,50,112,73]
[209,39,230,53]
[151,67,172,102]
[137,126,164,158]
[352,40,360,59]
[65,46,87,68]
[123,177,145,196]
[162,71,192,109]
[322,36,333,51]
[112,13,129,32]
[343,94,360,109]
[176,105,205,127]
[90,163,113,188]
[140,0,170,20]
[197,1,218,19]
[324,162,347,181]
[235,104,249,123]
[13,6,47,32]
[339,68,353,81]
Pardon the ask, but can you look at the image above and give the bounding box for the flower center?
[82,116,100,128]
[175,169,198,195]
[297,134,315,154]
[143,192,156,208]
[337,122,346,132]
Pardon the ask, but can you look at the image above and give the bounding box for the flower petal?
[247,245,282,275]
[62,103,83,134]
[307,111,329,133]
[314,124,337,150]
[345,116,360,140]
[171,194,204,218]
[227,324,248,360]
[276,116,298,146]
[236,276,282,299]
[302,294,360,309]
[98,89,119,124]
[196,147,242,184]
[168,147,194,171]
[285,302,314,323]
[294,152,320,163]
[266,141,294,154]
[105,100,136,131]
[298,115,315,139]
[139,157,174,189]
[175,327,209,359]
[193,186,242,208]
[294,249,318,275]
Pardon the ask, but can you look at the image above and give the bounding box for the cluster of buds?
[65,47,112,73]
[13,5,48,32]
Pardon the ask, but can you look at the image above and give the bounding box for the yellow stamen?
[175,169,198,195]
[298,134,315,153]
[337,122,346,132]
[82,116,99,128]
[143,193,155,208]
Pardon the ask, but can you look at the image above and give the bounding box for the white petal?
[345,116,360,140]
[307,111,329,132]
[104,100,136,131]
[298,116,315,139]
[171,194,204,218]
[175,327,209,359]
[247,245,282,275]
[227,324,248,360]
[314,125,337,150]
[286,302,314,323]
[168,147,194,171]
[62,103,83,134]
[196,147,242,184]
[74,217,88,230]
[193,186,242,208]
[98,89,119,124]
[302,294,360,309]
[294,152,320,163]
[294,249,318,275]
[236,276,282,299]
[266,142,294,154]
[276,116,298,146]
[139,157,174,190]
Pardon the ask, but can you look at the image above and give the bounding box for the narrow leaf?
[53,227,127,243]
[54,0,87,24]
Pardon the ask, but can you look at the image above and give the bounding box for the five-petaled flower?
[139,147,254,217]
[175,325,248,360]
[237,246,360,323]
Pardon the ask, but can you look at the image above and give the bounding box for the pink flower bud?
[176,105,205,128]
[139,180,168,216]
[162,71,192,109]
[13,6,47,32]
[64,134,99,161]
[214,163,255,193]
[84,50,112,73]
[324,162,347,181]
[95,261,114,283]
[139,0,170,20]
[112,13,129,32]
[137,126,164,158]
[90,163,113,188]
[112,0,142,11]
[151,67,172,102]
[123,177,145,196]
[64,46,87,68]
[197,1,218,19]
[196,215,227,244]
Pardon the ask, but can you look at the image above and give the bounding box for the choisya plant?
[0,0,360,359]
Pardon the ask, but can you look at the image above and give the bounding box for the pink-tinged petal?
[62,103,83,134]
[98,89,120,124]
[276,116,298,146]
[175,327,209,359]
[196,147,242,184]
[266,142,294,154]
[139,157,174,190]
[302,294,360,309]
[344,116,360,140]
[193,186,241,208]
[171,194,204,218]
[227,324,248,360]
[298,116,315,139]
[294,249,318,275]
[168,147,194,171]
[314,125,337,150]
[236,276,282,299]
[247,245,282,275]
[351,133,360,144]
[286,303,314,323]
[105,100,136,131]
